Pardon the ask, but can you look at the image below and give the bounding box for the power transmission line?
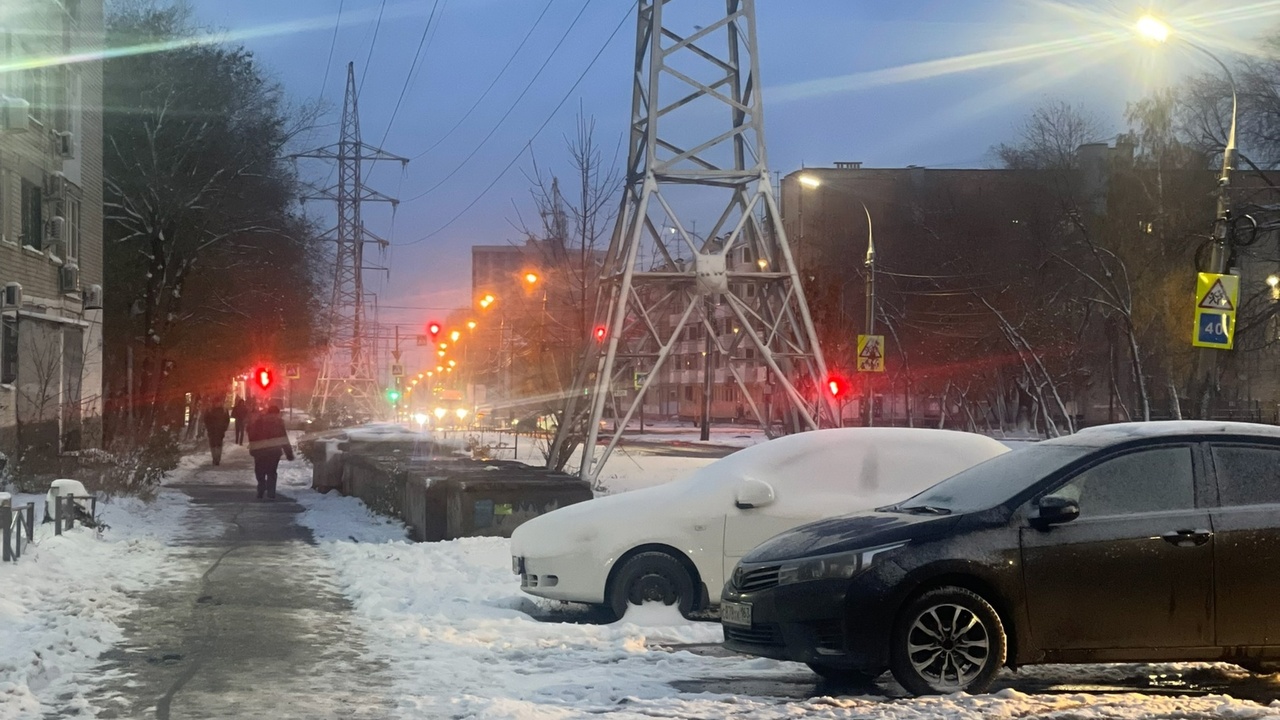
[413,0,557,159]
[318,0,345,102]
[395,1,634,246]
[379,0,445,148]
[401,0,597,202]
[357,0,389,98]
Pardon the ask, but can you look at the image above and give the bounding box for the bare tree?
[994,100,1108,170]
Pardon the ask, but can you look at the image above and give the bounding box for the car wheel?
[609,551,696,620]
[889,586,1006,696]
[806,663,883,686]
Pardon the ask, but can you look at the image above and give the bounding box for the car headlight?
[775,542,907,586]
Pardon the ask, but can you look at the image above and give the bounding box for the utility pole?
[700,297,713,441]
[293,63,407,422]
[548,0,836,483]
[863,203,876,427]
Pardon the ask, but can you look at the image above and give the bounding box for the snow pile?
[0,491,192,718]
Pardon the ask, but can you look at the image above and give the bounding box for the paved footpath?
[65,445,394,719]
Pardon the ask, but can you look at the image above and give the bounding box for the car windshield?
[893,445,1094,514]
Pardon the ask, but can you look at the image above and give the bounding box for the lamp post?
[861,202,877,427]
[1137,15,1239,417]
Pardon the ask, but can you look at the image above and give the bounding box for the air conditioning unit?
[45,216,65,245]
[56,131,75,159]
[2,283,21,309]
[58,264,79,293]
[82,284,103,310]
[0,96,32,133]
[43,171,67,200]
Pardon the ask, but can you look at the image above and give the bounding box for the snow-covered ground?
[0,490,192,718]
[6,431,1279,719]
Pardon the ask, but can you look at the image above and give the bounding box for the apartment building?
[0,0,105,469]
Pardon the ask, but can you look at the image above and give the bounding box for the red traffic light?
[428,321,442,340]
[826,377,845,398]
[256,367,274,390]
[594,326,607,342]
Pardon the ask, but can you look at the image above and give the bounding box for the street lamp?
[1138,13,1240,415]
[450,330,461,343]
[1136,14,1237,275]
[524,272,539,285]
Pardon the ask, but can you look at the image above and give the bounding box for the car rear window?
[1211,445,1280,507]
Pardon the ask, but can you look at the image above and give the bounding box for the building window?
[21,179,43,249]
[1,316,16,384]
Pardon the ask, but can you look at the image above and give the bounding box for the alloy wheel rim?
[906,603,990,690]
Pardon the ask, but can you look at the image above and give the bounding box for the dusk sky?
[187,0,1275,328]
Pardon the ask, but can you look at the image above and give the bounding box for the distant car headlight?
[775,542,908,586]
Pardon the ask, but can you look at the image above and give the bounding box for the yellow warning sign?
[1192,273,1238,350]
[857,334,885,373]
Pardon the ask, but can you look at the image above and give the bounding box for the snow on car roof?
[687,427,1009,503]
[1045,420,1280,447]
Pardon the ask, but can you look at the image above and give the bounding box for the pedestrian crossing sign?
[1192,273,1238,350]
[857,334,885,373]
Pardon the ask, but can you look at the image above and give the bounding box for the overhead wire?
[395,0,636,246]
[402,0,598,200]
[379,0,445,148]
[413,0,557,159]
[357,0,390,99]
[318,0,345,103]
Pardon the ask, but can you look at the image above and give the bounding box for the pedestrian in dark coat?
[247,404,293,500]
[231,397,248,444]
[202,403,231,466]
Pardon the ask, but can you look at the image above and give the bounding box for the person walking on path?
[247,405,294,499]
[202,402,231,465]
[231,397,248,444]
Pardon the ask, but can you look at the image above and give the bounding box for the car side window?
[1049,446,1195,518]
[1211,445,1280,507]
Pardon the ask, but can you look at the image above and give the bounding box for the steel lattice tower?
[550,0,834,482]
[295,62,407,419]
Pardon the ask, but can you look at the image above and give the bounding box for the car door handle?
[1160,529,1213,547]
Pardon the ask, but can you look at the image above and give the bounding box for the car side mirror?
[1031,495,1080,529]
[734,478,775,510]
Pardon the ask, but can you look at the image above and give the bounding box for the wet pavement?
[62,451,394,719]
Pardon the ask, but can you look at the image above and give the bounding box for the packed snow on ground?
[0,487,193,719]
[282,462,1280,720]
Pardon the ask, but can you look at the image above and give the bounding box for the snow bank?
[0,491,192,718]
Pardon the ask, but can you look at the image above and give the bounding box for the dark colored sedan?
[721,421,1280,695]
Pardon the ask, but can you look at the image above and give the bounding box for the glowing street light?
[413,412,428,429]
[756,257,768,270]
[1135,14,1171,44]
[1268,275,1280,288]
[450,330,460,342]
[524,272,539,284]
[434,407,447,420]
[467,320,477,330]
[436,365,444,372]
[437,350,446,357]
[447,359,457,368]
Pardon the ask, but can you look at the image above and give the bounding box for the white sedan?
[510,427,1010,619]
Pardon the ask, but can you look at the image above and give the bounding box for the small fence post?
[64,496,75,532]
[2,500,12,562]
[54,495,62,536]
[24,503,33,542]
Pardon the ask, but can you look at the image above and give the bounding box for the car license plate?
[721,600,752,627]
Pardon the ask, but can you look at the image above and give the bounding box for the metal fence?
[2,501,35,562]
[2,494,98,562]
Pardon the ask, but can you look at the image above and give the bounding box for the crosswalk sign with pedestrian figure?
[1192,273,1238,350]
[857,334,885,372]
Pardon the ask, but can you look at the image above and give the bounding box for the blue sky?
[187,0,1274,321]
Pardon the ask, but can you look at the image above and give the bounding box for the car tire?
[608,551,697,620]
[806,663,883,686]
[889,586,1006,696]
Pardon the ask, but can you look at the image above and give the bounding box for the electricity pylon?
[549,0,834,483]
[294,62,407,420]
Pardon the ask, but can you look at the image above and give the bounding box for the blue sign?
[1196,312,1231,347]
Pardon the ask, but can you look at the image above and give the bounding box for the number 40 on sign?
[1191,272,1238,350]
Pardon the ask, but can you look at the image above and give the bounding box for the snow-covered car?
[510,427,1010,619]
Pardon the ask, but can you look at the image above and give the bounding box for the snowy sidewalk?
[71,445,393,719]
